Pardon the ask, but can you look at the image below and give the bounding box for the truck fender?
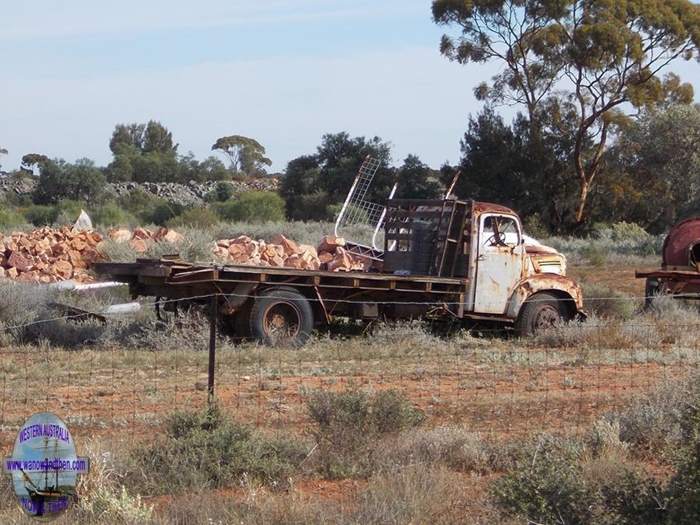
[506,274,584,320]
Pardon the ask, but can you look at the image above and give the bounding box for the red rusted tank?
[662,217,700,268]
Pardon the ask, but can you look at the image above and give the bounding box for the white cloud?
[0,47,497,171]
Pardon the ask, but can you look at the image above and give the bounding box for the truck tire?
[515,292,566,337]
[644,277,661,310]
[249,288,314,347]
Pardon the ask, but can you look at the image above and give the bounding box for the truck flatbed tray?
[94,260,469,297]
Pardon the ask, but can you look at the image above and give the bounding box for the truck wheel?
[644,277,661,310]
[249,288,313,347]
[515,292,566,337]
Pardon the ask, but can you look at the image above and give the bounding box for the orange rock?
[7,252,32,272]
[231,235,253,245]
[163,230,184,244]
[152,227,168,241]
[6,267,18,279]
[70,237,87,251]
[318,235,346,254]
[129,239,149,253]
[109,228,132,243]
[271,234,299,256]
[132,228,152,240]
[53,260,73,280]
[319,252,334,264]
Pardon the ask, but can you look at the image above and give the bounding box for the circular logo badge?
[3,412,89,520]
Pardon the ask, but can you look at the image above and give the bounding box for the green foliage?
[92,202,136,227]
[667,412,700,524]
[433,0,700,225]
[0,208,28,229]
[215,191,285,223]
[24,204,59,226]
[280,133,395,221]
[212,135,272,176]
[33,158,106,205]
[395,154,441,199]
[491,435,666,525]
[107,122,231,184]
[168,207,220,228]
[142,201,184,226]
[306,389,424,478]
[125,406,306,494]
[452,107,579,232]
[599,104,700,233]
[204,181,235,202]
[20,153,49,172]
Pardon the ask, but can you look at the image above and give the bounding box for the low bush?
[349,465,467,525]
[545,222,665,262]
[141,201,185,226]
[24,204,59,226]
[167,207,220,228]
[0,207,29,230]
[306,388,424,478]
[215,191,285,223]
[615,374,700,454]
[580,282,637,319]
[124,406,307,494]
[204,181,235,202]
[91,202,137,227]
[491,434,666,525]
[667,412,700,524]
[375,426,494,474]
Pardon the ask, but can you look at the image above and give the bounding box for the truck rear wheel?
[515,292,566,337]
[249,288,313,347]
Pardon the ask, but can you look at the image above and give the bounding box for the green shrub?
[667,412,700,524]
[124,406,306,495]
[0,208,27,229]
[168,207,220,228]
[55,199,88,225]
[581,282,636,319]
[24,205,59,226]
[92,202,136,227]
[491,435,666,525]
[204,181,235,202]
[215,191,285,223]
[142,201,184,226]
[306,389,424,478]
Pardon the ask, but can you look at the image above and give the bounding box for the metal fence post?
[208,293,218,405]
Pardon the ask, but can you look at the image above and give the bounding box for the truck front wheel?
[249,288,314,347]
[515,292,567,337]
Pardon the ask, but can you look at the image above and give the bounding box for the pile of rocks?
[214,234,371,272]
[0,227,103,283]
[107,178,280,206]
[108,227,185,253]
[214,234,322,270]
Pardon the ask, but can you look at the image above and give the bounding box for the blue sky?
[1,0,698,172]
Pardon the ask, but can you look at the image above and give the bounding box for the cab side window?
[481,215,521,249]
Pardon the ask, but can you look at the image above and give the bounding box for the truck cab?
[383,199,584,335]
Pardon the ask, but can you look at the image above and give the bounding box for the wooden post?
[208,293,218,405]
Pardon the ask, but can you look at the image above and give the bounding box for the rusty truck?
[95,198,585,346]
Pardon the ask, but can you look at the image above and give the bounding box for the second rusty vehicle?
[95,197,585,346]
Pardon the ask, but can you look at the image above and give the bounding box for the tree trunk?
[575,180,590,224]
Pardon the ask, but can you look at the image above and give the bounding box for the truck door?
[473,214,524,314]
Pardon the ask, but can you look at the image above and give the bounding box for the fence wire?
[0,292,697,451]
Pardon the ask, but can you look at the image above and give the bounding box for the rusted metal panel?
[506,273,584,319]
[663,217,700,267]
